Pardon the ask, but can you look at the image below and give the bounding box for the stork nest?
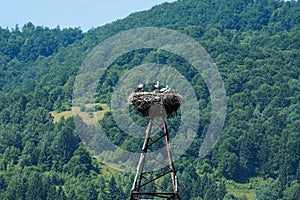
[128,92,182,117]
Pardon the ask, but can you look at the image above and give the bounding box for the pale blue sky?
[0,0,175,31]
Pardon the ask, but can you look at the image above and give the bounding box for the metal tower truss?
[130,115,180,200]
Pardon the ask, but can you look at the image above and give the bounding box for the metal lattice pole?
[130,103,180,200]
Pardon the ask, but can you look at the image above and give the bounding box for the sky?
[0,0,175,32]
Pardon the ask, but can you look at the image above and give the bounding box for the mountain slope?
[0,0,299,199]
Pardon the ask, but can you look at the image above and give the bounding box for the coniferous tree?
[107,176,123,200]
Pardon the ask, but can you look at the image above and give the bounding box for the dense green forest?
[0,0,300,199]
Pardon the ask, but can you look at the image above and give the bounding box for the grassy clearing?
[226,177,264,200]
[50,103,109,125]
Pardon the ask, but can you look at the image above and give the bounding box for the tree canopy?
[0,0,299,199]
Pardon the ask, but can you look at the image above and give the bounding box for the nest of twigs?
[128,92,182,117]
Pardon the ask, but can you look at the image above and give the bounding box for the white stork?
[160,85,170,93]
[151,81,159,92]
[135,83,144,92]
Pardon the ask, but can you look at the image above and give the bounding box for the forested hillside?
[0,0,299,199]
